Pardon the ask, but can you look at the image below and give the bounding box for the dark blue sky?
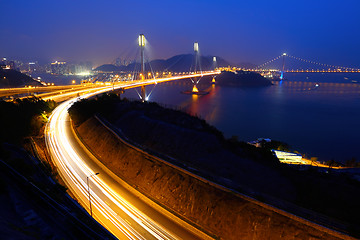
[1,0,359,67]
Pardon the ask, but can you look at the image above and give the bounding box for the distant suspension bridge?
[253,53,360,80]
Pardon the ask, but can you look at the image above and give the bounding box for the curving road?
[45,73,219,239]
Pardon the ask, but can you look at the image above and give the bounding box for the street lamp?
[87,172,99,217]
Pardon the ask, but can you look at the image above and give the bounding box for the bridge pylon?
[139,34,146,102]
[280,53,286,80]
[212,56,217,70]
[191,42,201,91]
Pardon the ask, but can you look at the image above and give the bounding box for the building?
[51,61,67,75]
[0,58,17,70]
[248,138,271,148]
[272,150,304,164]
[28,62,37,72]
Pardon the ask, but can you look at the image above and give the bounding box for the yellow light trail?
[46,93,174,239]
[45,72,219,239]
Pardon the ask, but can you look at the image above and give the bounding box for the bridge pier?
[141,86,146,102]
[280,53,286,80]
[118,88,125,100]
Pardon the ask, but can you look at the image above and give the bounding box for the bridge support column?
[141,86,146,102]
[118,88,125,100]
[139,34,146,102]
[280,71,284,80]
[280,53,286,80]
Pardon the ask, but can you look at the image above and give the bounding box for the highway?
[0,84,87,98]
[44,72,219,239]
[2,71,218,102]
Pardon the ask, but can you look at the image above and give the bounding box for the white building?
[272,150,304,164]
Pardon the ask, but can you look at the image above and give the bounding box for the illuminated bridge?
[2,35,218,103]
[251,53,360,80]
[41,34,221,239]
[2,34,355,239]
[0,34,220,238]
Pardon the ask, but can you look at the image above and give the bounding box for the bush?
[0,97,57,145]
[68,93,119,125]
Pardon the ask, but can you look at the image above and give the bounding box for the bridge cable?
[163,54,186,73]
[256,55,282,69]
[287,55,360,71]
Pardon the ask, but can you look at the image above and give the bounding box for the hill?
[69,96,360,239]
[236,62,257,69]
[215,70,272,87]
[0,68,43,88]
[94,54,231,72]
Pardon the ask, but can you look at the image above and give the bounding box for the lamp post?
[87,172,99,217]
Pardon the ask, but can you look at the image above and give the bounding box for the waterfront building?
[51,61,67,75]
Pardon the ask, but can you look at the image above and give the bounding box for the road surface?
[45,73,219,239]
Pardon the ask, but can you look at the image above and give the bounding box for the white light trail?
[45,72,220,239]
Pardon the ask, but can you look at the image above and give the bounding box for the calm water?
[120,73,360,162]
[30,73,85,85]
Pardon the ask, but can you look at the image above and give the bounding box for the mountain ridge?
[0,68,43,88]
[94,54,231,72]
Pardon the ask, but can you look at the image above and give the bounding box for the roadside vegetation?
[0,97,57,146]
[0,96,60,194]
[0,97,115,239]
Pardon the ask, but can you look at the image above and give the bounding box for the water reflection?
[119,74,360,162]
[274,81,360,95]
[189,94,199,116]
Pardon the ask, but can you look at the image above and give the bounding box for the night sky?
[1,0,359,67]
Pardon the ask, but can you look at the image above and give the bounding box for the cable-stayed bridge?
[1,34,356,239]
[1,34,219,102]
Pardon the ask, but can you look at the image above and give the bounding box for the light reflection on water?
[120,73,360,162]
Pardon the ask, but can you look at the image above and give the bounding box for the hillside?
[0,98,115,239]
[94,54,230,72]
[75,116,344,240]
[0,68,43,88]
[215,70,272,87]
[69,96,360,239]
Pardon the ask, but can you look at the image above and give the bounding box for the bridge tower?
[280,53,286,80]
[139,34,146,101]
[212,56,217,83]
[212,56,217,70]
[191,42,200,92]
[194,42,199,73]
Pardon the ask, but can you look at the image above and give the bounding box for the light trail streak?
[45,73,219,239]
[46,97,153,239]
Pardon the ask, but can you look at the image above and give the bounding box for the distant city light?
[51,61,66,65]
[76,72,91,76]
